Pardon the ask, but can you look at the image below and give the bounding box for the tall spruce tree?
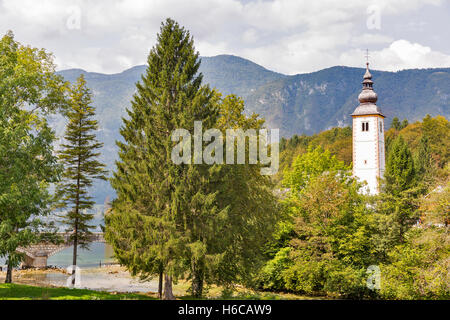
[384,135,416,195]
[106,19,279,299]
[375,135,418,258]
[414,135,432,184]
[106,18,220,299]
[57,75,106,284]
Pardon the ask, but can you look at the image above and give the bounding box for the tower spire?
[359,53,377,104]
[363,49,373,83]
[351,52,384,117]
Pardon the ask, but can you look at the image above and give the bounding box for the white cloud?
[0,0,448,74]
[341,40,450,71]
[350,33,394,46]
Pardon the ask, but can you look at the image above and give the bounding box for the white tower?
[351,62,385,194]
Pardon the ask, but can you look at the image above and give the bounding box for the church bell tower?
[351,61,385,194]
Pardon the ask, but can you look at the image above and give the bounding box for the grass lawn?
[173,281,322,300]
[0,282,321,300]
[0,283,157,300]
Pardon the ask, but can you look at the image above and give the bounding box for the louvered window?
[362,122,369,132]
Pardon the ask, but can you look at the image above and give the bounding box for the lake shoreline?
[0,266,324,300]
[0,265,162,294]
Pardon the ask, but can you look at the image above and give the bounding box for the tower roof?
[351,62,385,117]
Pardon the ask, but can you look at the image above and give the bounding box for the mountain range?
[55,54,450,203]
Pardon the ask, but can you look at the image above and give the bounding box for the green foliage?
[380,227,449,299]
[385,115,449,169]
[0,31,67,282]
[414,135,433,185]
[378,168,449,299]
[372,191,419,262]
[401,119,409,129]
[283,145,350,192]
[390,117,401,130]
[57,75,107,261]
[260,147,374,298]
[261,115,448,301]
[262,220,296,259]
[282,259,325,294]
[390,117,409,131]
[421,115,450,167]
[107,19,213,297]
[374,135,420,257]
[205,95,279,290]
[282,258,369,298]
[419,166,449,226]
[106,19,278,299]
[257,247,293,291]
[369,118,448,300]
[276,127,352,185]
[384,135,416,195]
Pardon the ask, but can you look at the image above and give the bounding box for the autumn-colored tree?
[419,165,449,226]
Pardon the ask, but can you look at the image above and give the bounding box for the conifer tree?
[106,18,220,299]
[414,135,432,184]
[57,75,106,284]
[400,119,409,130]
[375,135,418,256]
[106,19,279,299]
[390,117,401,130]
[384,135,416,195]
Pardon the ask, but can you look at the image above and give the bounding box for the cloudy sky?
[1,0,449,74]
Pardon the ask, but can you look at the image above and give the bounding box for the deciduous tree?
[0,31,68,283]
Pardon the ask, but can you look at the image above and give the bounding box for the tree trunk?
[163,273,175,300]
[72,218,78,286]
[158,270,163,300]
[191,258,205,298]
[5,257,13,284]
[72,134,81,286]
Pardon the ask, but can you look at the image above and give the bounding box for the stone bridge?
[17,232,105,268]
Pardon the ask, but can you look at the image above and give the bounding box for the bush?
[257,247,293,291]
[380,228,450,300]
[282,258,371,298]
[323,262,368,299]
[283,259,325,295]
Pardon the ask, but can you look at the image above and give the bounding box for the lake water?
[48,242,116,268]
[0,243,162,293]
[0,242,116,269]
[8,267,160,293]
